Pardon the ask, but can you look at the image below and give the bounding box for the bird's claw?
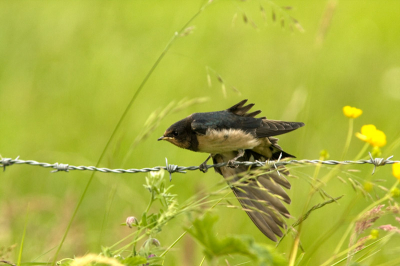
[227,160,238,168]
[199,162,208,173]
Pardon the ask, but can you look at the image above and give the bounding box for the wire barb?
[51,163,70,173]
[0,155,398,176]
[0,156,19,172]
[165,158,186,181]
[369,152,392,175]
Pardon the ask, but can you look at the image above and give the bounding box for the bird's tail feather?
[213,150,292,242]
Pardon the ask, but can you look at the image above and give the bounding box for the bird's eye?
[173,131,179,136]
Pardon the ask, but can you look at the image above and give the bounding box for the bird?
[158,99,304,241]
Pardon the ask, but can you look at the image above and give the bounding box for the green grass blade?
[17,204,30,266]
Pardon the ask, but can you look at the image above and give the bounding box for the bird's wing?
[227,99,305,137]
[191,100,304,137]
[190,111,260,136]
[212,150,292,242]
[255,120,305,138]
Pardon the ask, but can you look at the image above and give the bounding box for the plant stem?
[160,190,231,264]
[288,235,300,266]
[99,185,117,247]
[341,118,354,160]
[198,256,206,266]
[301,195,360,263]
[159,231,186,258]
[322,235,390,266]
[51,1,213,264]
[145,193,154,213]
[354,142,369,161]
[333,180,399,255]
[289,156,324,265]
[17,204,30,266]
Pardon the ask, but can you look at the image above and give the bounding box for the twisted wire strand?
[1,154,398,178]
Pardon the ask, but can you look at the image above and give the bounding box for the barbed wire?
[1,153,398,181]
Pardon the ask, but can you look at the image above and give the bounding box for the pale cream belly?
[197,129,261,153]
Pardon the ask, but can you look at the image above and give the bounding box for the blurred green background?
[1,0,400,265]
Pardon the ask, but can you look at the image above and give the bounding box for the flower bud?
[126,216,138,228]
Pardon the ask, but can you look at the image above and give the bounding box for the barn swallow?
[158,99,304,241]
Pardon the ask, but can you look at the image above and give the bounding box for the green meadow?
[1,1,400,265]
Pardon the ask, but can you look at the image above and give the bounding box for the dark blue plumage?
[158,99,304,241]
[191,111,261,135]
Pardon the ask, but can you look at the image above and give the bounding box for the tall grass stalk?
[17,205,30,266]
[289,154,325,265]
[51,1,213,265]
[341,118,354,160]
[332,180,399,257]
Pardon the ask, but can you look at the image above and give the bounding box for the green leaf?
[141,212,147,226]
[121,256,147,266]
[186,212,287,265]
[146,213,160,229]
[101,246,113,257]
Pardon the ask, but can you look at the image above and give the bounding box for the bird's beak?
[158,136,165,141]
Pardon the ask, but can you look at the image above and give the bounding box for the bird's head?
[158,119,191,149]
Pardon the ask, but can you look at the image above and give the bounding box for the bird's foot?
[227,159,239,168]
[199,154,212,173]
[199,162,208,173]
[227,149,244,168]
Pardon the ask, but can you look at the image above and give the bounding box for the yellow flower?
[393,163,400,181]
[391,187,400,198]
[343,106,363,118]
[363,181,373,192]
[356,124,376,142]
[320,149,330,160]
[369,229,379,239]
[356,124,387,147]
[370,130,387,147]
